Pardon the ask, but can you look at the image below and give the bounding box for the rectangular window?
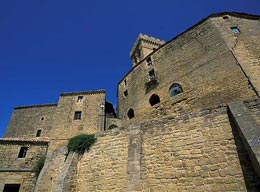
[149,70,156,80]
[18,147,28,158]
[77,96,83,103]
[124,90,128,97]
[231,27,240,34]
[3,184,21,192]
[146,57,153,67]
[36,130,42,137]
[74,111,82,120]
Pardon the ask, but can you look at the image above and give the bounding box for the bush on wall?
[33,155,46,178]
[67,134,97,155]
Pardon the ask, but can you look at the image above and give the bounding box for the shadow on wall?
[228,112,260,190]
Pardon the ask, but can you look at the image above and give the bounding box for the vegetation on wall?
[67,134,97,155]
[33,155,46,178]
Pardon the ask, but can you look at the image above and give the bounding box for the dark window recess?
[169,83,183,97]
[108,124,118,130]
[77,96,83,103]
[36,130,42,137]
[127,108,135,119]
[149,94,160,106]
[149,70,156,80]
[41,117,44,121]
[3,184,21,192]
[134,57,138,64]
[18,147,28,158]
[124,79,127,86]
[124,90,128,97]
[146,57,153,67]
[231,27,240,34]
[74,111,82,120]
[223,16,229,19]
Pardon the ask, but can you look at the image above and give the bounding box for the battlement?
[60,89,105,96]
[129,33,165,58]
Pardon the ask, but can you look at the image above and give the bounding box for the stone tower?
[129,33,165,67]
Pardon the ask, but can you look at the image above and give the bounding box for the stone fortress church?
[1,12,260,191]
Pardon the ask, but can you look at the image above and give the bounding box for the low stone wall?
[76,130,129,192]
[141,106,253,191]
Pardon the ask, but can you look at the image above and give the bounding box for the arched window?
[149,94,160,106]
[127,108,135,119]
[108,124,118,130]
[169,83,183,97]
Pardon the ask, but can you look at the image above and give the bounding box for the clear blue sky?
[0,0,259,137]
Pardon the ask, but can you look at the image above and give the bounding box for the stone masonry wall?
[5,104,57,138]
[118,18,257,127]
[0,141,47,170]
[0,172,34,192]
[47,91,105,153]
[76,130,129,192]
[50,91,105,140]
[211,15,260,96]
[0,140,48,192]
[244,99,260,127]
[141,106,256,191]
[34,146,78,192]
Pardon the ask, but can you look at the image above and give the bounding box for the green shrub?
[67,134,96,155]
[33,155,46,178]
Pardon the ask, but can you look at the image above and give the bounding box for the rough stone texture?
[0,140,48,192]
[141,107,255,191]
[211,15,260,96]
[118,16,257,126]
[34,146,78,192]
[0,172,34,192]
[128,125,143,192]
[5,104,57,138]
[49,91,105,141]
[244,99,260,127]
[76,131,129,192]
[0,140,47,171]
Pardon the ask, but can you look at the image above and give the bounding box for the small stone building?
[1,12,260,192]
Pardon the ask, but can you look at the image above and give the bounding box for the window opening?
[36,130,42,137]
[169,83,183,97]
[146,57,153,67]
[149,94,160,106]
[74,111,82,120]
[77,96,83,103]
[124,90,128,97]
[149,70,156,80]
[124,79,127,86]
[127,108,135,119]
[41,117,44,121]
[231,27,240,34]
[222,16,229,19]
[3,184,21,192]
[108,124,118,130]
[18,147,28,158]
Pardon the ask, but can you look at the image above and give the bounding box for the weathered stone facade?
[1,12,260,191]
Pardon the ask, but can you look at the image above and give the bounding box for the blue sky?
[0,0,259,137]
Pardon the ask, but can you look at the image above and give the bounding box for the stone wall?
[141,106,258,191]
[118,16,257,127]
[0,140,48,171]
[0,139,48,192]
[76,130,129,192]
[0,172,34,192]
[34,146,78,192]
[50,91,106,141]
[211,15,260,96]
[5,104,57,138]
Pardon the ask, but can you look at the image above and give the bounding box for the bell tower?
[129,34,165,67]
